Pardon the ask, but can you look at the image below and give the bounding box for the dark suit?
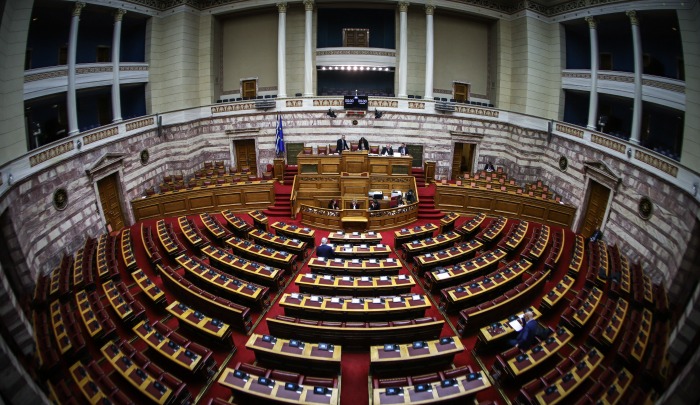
[337,138,349,153]
[509,319,539,350]
[358,138,369,151]
[381,146,393,156]
[328,200,339,209]
[317,243,333,258]
[350,202,359,209]
[397,146,408,155]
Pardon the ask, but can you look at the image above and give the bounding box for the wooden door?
[454,83,469,103]
[580,181,610,238]
[242,80,256,99]
[97,173,126,232]
[235,139,257,176]
[343,28,369,47]
[451,143,463,180]
[451,143,474,180]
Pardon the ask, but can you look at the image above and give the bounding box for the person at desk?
[485,161,495,172]
[350,199,360,209]
[317,237,333,258]
[369,199,380,210]
[328,199,339,210]
[358,137,369,151]
[397,143,408,155]
[381,144,393,156]
[336,135,350,154]
[508,310,538,349]
[405,189,415,204]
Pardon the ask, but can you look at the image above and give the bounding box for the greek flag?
[275,115,285,156]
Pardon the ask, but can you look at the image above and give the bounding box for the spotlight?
[8,173,14,185]
[375,109,383,119]
[327,109,336,118]
[76,140,82,150]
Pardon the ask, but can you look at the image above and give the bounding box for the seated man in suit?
[507,310,538,349]
[358,137,370,151]
[350,199,360,209]
[397,143,408,155]
[328,199,339,210]
[316,237,333,258]
[381,144,393,156]
[337,135,350,154]
[485,161,495,172]
[369,199,380,210]
[404,189,415,204]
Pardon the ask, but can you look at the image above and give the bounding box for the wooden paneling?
[434,184,576,228]
[131,182,275,221]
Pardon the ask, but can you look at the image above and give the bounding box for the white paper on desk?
[360,244,367,248]
[393,297,402,303]
[342,276,351,281]
[377,244,384,248]
[509,319,523,331]
[323,275,332,280]
[345,248,353,252]
[352,259,360,263]
[353,232,359,235]
[380,276,388,281]
[331,297,340,303]
[412,294,421,300]
[361,276,369,281]
[369,259,377,263]
[398,274,407,280]
[344,244,351,248]
[334,258,342,263]
[373,298,382,304]
[352,298,360,304]
[310,296,320,302]
[435,272,450,280]
[291,293,299,299]
[305,273,314,278]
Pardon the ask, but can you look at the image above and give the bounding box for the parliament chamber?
[1,1,700,404]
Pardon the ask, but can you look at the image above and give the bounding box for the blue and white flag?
[275,115,285,156]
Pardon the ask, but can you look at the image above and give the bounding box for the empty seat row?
[71,359,136,405]
[373,364,476,388]
[544,229,564,270]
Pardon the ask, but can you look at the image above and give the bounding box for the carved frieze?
[29,140,75,167]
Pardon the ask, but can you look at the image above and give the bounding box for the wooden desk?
[133,320,204,374]
[246,333,342,374]
[225,236,297,272]
[567,235,585,276]
[249,228,307,258]
[394,223,437,246]
[475,216,507,244]
[332,243,392,258]
[201,244,284,288]
[249,210,269,232]
[100,341,173,405]
[166,300,233,347]
[307,257,402,276]
[434,249,513,297]
[280,293,431,321]
[434,183,576,228]
[49,300,72,355]
[295,273,416,297]
[372,371,491,405]
[499,221,529,251]
[598,368,633,405]
[440,212,460,233]
[156,219,182,256]
[505,327,573,378]
[523,224,550,261]
[533,348,604,405]
[327,230,383,245]
[200,213,229,239]
[571,286,603,328]
[74,290,103,339]
[413,239,482,274]
[131,180,276,221]
[69,361,110,404]
[178,216,209,248]
[401,231,461,260]
[72,246,87,290]
[370,336,464,375]
[121,228,137,269]
[176,254,267,309]
[102,280,138,323]
[222,209,254,236]
[271,221,316,246]
[95,233,113,280]
[601,298,629,346]
[131,269,166,306]
[476,308,542,348]
[540,275,574,312]
[455,212,486,237]
[341,216,368,232]
[630,308,653,363]
[218,367,340,405]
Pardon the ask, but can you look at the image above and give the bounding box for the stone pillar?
[111,9,126,123]
[67,2,86,136]
[585,16,599,131]
[424,4,435,100]
[627,10,643,144]
[397,1,409,98]
[276,3,287,98]
[303,0,314,97]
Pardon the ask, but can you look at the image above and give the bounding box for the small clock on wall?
[638,196,653,220]
[140,149,150,165]
[558,156,568,172]
[53,188,68,211]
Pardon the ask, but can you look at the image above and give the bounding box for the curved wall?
[1,102,697,290]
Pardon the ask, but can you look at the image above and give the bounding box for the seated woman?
[358,137,369,151]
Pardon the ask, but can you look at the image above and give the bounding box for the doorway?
[97,173,126,232]
[234,139,258,176]
[241,79,257,99]
[579,180,610,238]
[451,142,475,180]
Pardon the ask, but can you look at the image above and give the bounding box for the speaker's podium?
[341,211,368,232]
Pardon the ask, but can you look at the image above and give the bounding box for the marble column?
[277,2,287,98]
[397,1,409,98]
[627,10,643,144]
[585,16,599,131]
[67,2,86,136]
[424,4,435,100]
[111,9,126,123]
[303,0,314,97]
